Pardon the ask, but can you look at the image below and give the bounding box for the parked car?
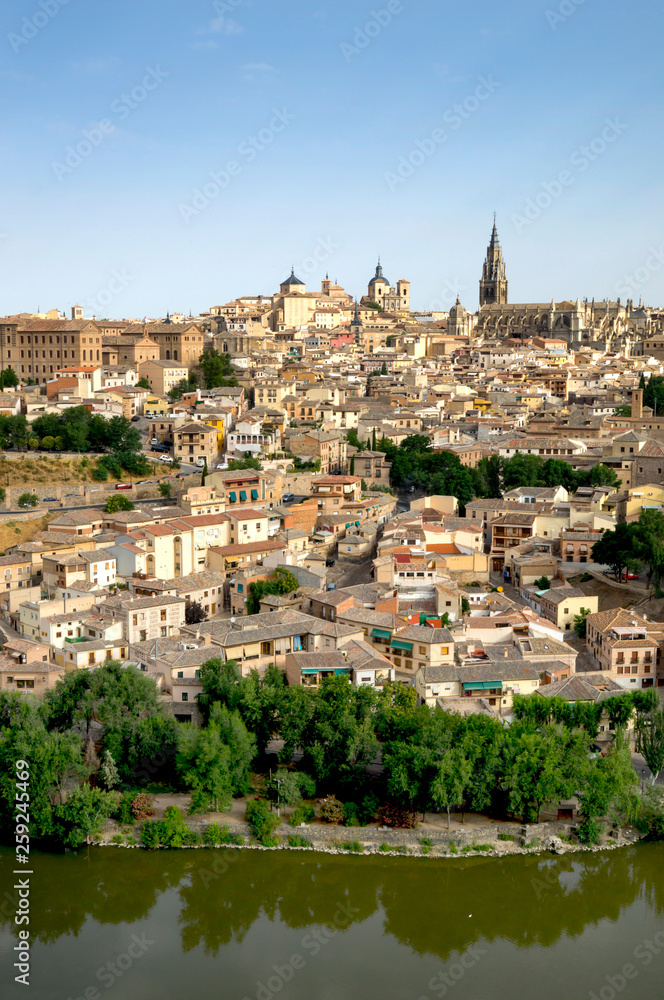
[43,497,58,502]
[282,493,295,503]
[159,455,174,464]
[216,463,229,470]
[196,458,206,468]
[131,415,141,422]
[325,558,335,567]
[115,483,132,490]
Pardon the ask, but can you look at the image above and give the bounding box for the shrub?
[378,803,419,829]
[156,806,191,848]
[289,802,315,827]
[203,822,222,847]
[219,826,244,846]
[634,787,664,840]
[287,834,312,848]
[111,834,123,844]
[341,840,363,852]
[343,802,361,827]
[92,464,109,481]
[114,791,134,825]
[379,843,392,852]
[246,798,279,844]
[141,821,160,849]
[498,833,515,841]
[296,773,317,799]
[419,836,433,847]
[577,818,602,845]
[320,795,345,825]
[449,843,458,854]
[131,793,155,821]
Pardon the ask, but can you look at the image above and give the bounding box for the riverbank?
[96,813,644,858]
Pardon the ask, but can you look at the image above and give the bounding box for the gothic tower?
[479,215,508,307]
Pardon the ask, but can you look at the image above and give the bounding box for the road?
[327,556,374,589]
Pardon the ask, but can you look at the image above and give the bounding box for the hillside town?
[1,223,664,849]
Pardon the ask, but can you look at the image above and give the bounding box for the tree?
[159,482,172,498]
[534,576,550,591]
[349,455,355,475]
[177,723,233,814]
[185,600,207,625]
[431,747,472,829]
[136,377,151,390]
[17,492,39,507]
[266,768,302,813]
[197,659,243,722]
[346,429,363,451]
[245,798,279,844]
[246,568,300,614]
[0,367,19,389]
[636,708,664,784]
[52,786,120,848]
[198,348,238,389]
[228,456,262,471]
[41,436,56,450]
[104,494,135,513]
[380,361,388,375]
[201,461,208,486]
[592,522,641,580]
[99,751,120,790]
[573,607,592,639]
[209,704,256,796]
[504,727,588,822]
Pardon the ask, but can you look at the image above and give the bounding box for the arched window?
[173,350,178,361]
[82,350,86,361]
[166,350,170,360]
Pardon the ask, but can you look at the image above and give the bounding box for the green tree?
[198,348,238,389]
[53,786,119,848]
[573,607,592,639]
[380,361,388,375]
[431,747,472,829]
[0,367,19,389]
[41,436,56,450]
[228,456,262,470]
[104,494,135,513]
[534,575,550,590]
[266,768,302,813]
[592,522,641,580]
[197,659,243,722]
[246,568,300,614]
[636,708,664,784]
[159,482,172,498]
[136,377,151,390]
[504,727,589,822]
[185,600,207,625]
[210,704,256,796]
[176,723,232,814]
[245,798,279,844]
[17,492,39,507]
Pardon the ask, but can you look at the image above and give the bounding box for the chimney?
[632,388,643,420]
[504,648,509,658]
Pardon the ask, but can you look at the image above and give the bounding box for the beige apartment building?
[311,476,362,514]
[103,594,186,643]
[119,322,206,366]
[585,608,663,689]
[174,422,218,465]
[0,318,103,384]
[139,359,189,396]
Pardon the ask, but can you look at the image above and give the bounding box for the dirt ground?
[0,454,150,488]
[0,514,51,554]
[568,573,645,612]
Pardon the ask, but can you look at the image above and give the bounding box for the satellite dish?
[230,617,236,624]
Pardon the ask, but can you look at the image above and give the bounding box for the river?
[1,844,663,1000]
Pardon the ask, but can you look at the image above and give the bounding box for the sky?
[1,0,662,319]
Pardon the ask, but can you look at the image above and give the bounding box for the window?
[182,692,189,702]
[419,646,426,655]
[160,609,167,621]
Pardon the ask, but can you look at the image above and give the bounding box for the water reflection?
[1,843,662,962]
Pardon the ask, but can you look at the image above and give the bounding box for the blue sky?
[1,0,662,318]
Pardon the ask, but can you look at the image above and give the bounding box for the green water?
[1,844,663,1000]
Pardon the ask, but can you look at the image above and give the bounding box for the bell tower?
[479,214,508,307]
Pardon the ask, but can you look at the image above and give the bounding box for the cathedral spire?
[479,215,508,307]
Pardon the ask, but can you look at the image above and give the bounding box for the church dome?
[282,268,304,286]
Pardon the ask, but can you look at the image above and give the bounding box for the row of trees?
[3,661,663,849]
[368,435,619,508]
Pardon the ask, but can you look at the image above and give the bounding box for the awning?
[229,492,237,502]
[251,489,259,500]
[355,520,361,526]
[391,640,413,652]
[240,490,247,501]
[371,628,392,639]
[463,680,502,691]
